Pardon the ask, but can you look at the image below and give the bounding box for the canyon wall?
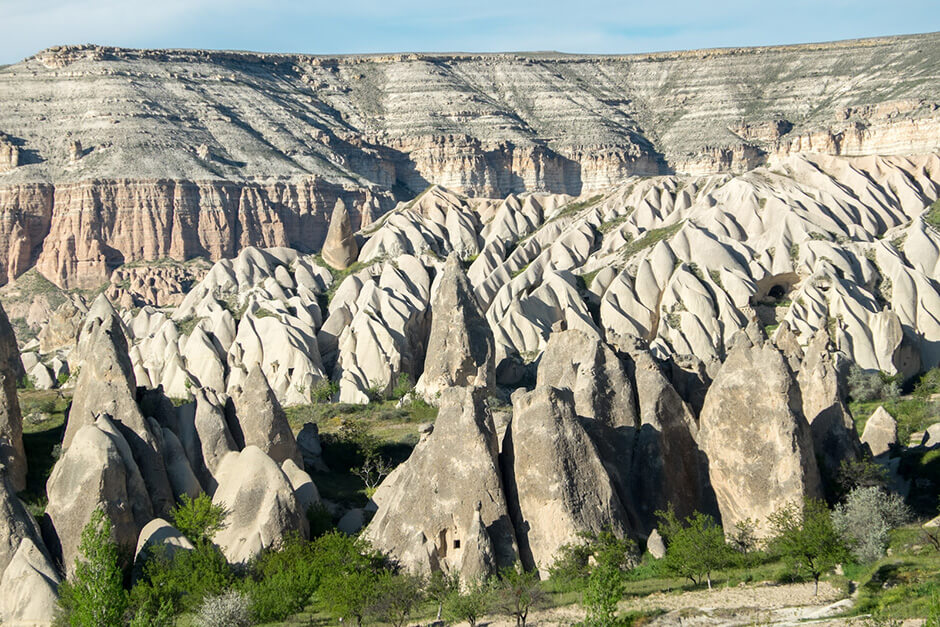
[0,33,938,286]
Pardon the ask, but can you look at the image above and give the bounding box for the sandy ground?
[465,581,895,626]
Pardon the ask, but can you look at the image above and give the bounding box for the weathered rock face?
[45,417,149,575]
[415,254,494,400]
[0,474,44,581]
[861,406,898,457]
[797,331,861,480]
[0,301,26,492]
[629,349,710,532]
[1,35,938,288]
[211,446,307,564]
[179,389,237,495]
[64,296,175,516]
[134,518,194,565]
[503,386,628,574]
[321,199,359,270]
[364,386,518,581]
[230,367,302,467]
[698,340,822,536]
[535,328,638,427]
[0,537,60,627]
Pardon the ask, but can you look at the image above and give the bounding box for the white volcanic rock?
[0,537,60,627]
[321,199,359,270]
[698,339,822,537]
[364,387,518,582]
[134,518,194,564]
[211,446,307,564]
[0,301,26,492]
[861,406,898,457]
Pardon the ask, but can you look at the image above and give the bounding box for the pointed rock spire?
[415,253,494,400]
[321,198,359,270]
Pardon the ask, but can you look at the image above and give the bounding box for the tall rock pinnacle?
[321,199,359,270]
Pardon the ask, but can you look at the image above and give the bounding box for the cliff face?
[0,34,938,287]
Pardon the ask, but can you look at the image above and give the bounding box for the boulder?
[134,518,194,564]
[281,459,321,515]
[296,422,329,472]
[698,340,822,537]
[27,362,55,390]
[415,254,494,400]
[64,302,174,516]
[861,406,898,457]
[364,386,518,582]
[0,301,26,492]
[0,537,60,627]
[504,386,629,575]
[321,198,359,270]
[922,423,940,448]
[797,331,861,480]
[646,528,666,559]
[211,446,307,564]
[231,367,302,467]
[0,475,44,580]
[45,417,149,575]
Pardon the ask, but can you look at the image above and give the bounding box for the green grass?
[18,390,70,518]
[845,526,940,620]
[622,221,684,259]
[849,396,940,446]
[551,194,604,222]
[925,198,940,230]
[598,213,632,234]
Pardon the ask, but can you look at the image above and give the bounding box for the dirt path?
[476,581,862,626]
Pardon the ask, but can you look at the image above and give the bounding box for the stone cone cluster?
[0,296,318,624]
[365,265,860,578]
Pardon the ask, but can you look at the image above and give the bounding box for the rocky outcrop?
[45,417,150,575]
[797,331,861,480]
[64,296,174,516]
[0,301,26,492]
[0,537,60,627]
[861,406,898,457]
[230,367,302,467]
[211,446,308,564]
[415,254,494,400]
[698,339,822,536]
[321,199,359,270]
[134,518,194,564]
[503,387,629,574]
[364,386,518,581]
[0,474,45,581]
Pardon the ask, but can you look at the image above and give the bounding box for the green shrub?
[391,372,414,400]
[656,508,732,589]
[848,364,900,403]
[583,532,637,626]
[312,379,339,403]
[312,532,387,626]
[55,509,128,627]
[306,502,333,538]
[244,533,319,622]
[445,577,491,627]
[832,487,911,563]
[768,498,849,595]
[130,539,233,616]
[170,493,227,544]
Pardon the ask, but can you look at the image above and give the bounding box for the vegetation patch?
[926,198,940,230]
[551,194,604,222]
[622,221,684,259]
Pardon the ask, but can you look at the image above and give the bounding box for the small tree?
[426,570,459,620]
[319,568,379,627]
[170,493,227,545]
[728,518,759,556]
[832,486,911,563]
[192,590,251,627]
[656,508,732,589]
[244,533,319,622]
[55,509,128,627]
[768,498,849,595]
[446,578,491,627]
[353,451,392,497]
[369,571,425,627]
[495,563,545,627]
[581,530,637,626]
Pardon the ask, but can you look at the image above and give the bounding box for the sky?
[1,0,938,64]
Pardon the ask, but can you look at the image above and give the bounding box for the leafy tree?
[369,571,425,627]
[835,457,888,498]
[243,533,320,622]
[446,577,492,627]
[55,509,128,627]
[495,563,545,627]
[129,538,233,616]
[548,539,593,588]
[311,532,386,626]
[831,486,911,563]
[169,493,227,544]
[768,498,849,595]
[656,508,732,589]
[728,518,759,555]
[426,570,459,621]
[192,590,251,627]
[580,530,637,626]
[318,568,379,626]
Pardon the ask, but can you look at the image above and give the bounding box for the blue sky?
[1,0,938,64]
